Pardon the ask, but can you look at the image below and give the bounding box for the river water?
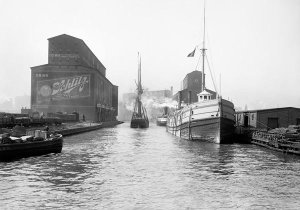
[1,122,300,209]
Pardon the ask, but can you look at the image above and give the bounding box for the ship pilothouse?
[197,89,212,101]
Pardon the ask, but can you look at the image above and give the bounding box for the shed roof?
[236,107,300,114]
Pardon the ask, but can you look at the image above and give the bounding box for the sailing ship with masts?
[166,2,235,143]
[130,53,149,128]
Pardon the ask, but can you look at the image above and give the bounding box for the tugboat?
[156,107,168,126]
[166,2,235,143]
[156,115,168,126]
[130,53,149,128]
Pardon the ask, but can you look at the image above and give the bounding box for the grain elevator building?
[31,34,118,122]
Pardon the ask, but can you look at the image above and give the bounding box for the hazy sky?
[0,0,299,110]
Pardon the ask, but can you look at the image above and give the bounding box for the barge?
[252,126,300,155]
[0,126,63,160]
[0,132,63,160]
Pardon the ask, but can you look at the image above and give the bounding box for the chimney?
[163,106,168,115]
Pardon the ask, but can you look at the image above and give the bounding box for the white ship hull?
[166,98,235,144]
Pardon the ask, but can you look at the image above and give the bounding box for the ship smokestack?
[188,90,192,104]
[178,91,182,109]
[163,106,168,115]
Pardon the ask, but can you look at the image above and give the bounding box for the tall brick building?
[174,70,216,105]
[31,34,118,122]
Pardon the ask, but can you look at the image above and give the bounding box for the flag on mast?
[187,48,196,57]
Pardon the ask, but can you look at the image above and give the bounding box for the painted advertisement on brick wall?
[37,75,90,103]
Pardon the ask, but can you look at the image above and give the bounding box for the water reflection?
[175,138,235,176]
[131,128,148,148]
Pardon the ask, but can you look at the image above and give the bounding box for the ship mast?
[201,0,207,92]
[137,52,142,116]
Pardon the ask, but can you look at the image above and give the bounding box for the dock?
[26,121,123,137]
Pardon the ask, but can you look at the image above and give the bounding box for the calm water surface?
[1,123,300,209]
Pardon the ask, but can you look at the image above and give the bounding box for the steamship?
[166,95,235,143]
[156,115,167,126]
[156,106,168,126]
[166,3,235,144]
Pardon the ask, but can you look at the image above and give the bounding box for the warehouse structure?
[31,34,118,122]
[235,107,300,129]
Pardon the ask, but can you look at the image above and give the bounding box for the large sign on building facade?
[37,75,90,103]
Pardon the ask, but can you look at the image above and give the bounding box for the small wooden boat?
[0,132,63,160]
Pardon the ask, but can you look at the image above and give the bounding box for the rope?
[256,120,273,130]
[205,55,218,93]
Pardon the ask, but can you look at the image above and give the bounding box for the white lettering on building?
[52,75,89,96]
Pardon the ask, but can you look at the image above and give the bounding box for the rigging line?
[205,50,218,92]
[205,20,221,95]
[204,28,219,94]
[205,55,218,94]
[205,31,217,84]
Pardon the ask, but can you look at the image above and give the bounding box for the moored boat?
[166,2,235,143]
[130,52,149,128]
[156,115,168,126]
[0,130,63,160]
[167,97,235,143]
[156,106,168,126]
